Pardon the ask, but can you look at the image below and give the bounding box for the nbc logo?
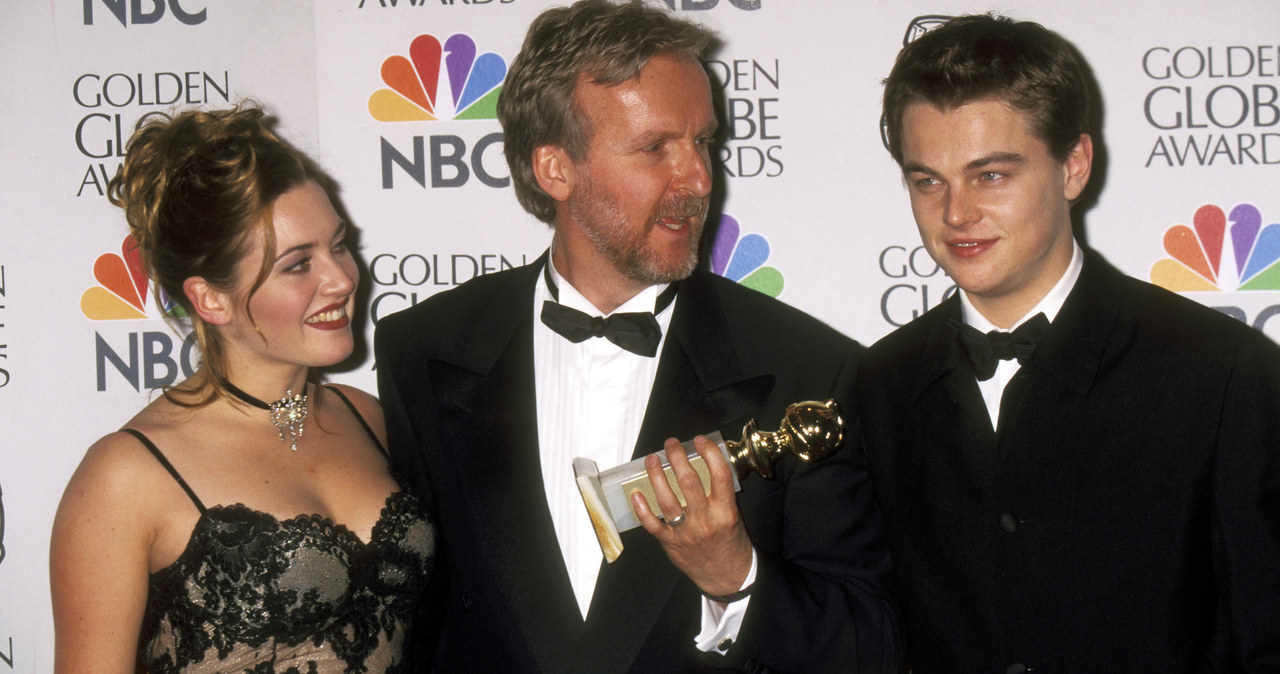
[710,214,783,297]
[369,34,506,122]
[1150,203,1280,292]
[81,236,185,320]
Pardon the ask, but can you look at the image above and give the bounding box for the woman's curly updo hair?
[107,104,320,405]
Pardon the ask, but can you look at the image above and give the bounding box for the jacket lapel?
[636,271,774,454]
[578,271,773,670]
[431,254,585,670]
[905,298,1003,493]
[912,298,994,435]
[1022,250,1119,398]
[994,250,1123,461]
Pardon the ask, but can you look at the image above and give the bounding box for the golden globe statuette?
[573,399,844,562]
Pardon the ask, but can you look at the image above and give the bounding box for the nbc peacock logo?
[80,235,185,320]
[369,34,506,122]
[1150,203,1280,292]
[710,214,783,297]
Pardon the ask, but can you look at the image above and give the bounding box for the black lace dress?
[123,389,434,673]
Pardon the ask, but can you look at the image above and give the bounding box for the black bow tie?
[948,313,1050,381]
[539,264,678,358]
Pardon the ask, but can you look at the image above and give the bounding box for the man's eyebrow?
[965,152,1025,171]
[902,152,1027,176]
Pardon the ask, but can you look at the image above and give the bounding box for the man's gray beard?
[572,186,706,286]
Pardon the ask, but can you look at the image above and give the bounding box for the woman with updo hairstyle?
[50,105,435,673]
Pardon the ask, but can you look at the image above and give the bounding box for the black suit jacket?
[856,250,1280,672]
[376,254,899,673]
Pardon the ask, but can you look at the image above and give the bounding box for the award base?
[574,399,844,562]
[573,432,741,563]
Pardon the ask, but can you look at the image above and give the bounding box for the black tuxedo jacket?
[376,254,899,673]
[856,250,1280,672]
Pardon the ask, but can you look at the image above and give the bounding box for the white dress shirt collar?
[961,239,1083,332]
[959,240,1083,428]
[545,250,674,318]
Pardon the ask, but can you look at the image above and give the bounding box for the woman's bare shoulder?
[60,395,201,515]
[324,383,387,446]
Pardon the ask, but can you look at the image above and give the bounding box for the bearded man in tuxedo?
[375,1,900,671]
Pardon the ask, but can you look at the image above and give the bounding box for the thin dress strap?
[323,385,389,458]
[122,428,207,514]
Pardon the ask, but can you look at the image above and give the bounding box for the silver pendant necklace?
[222,380,309,451]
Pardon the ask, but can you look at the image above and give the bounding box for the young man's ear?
[533,144,575,203]
[182,276,234,326]
[1063,133,1093,202]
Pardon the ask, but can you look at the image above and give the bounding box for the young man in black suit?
[375,1,899,671]
[859,13,1280,672]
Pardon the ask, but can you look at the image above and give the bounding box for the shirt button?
[999,513,1019,533]
[716,637,733,652]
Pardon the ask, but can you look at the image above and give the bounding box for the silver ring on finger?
[667,509,688,527]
